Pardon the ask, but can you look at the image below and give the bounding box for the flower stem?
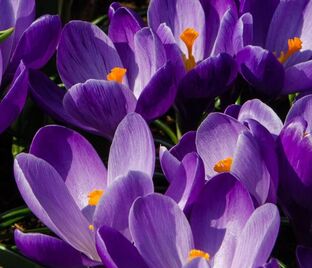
[153,120,178,145]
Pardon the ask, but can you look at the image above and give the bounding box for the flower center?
[87,189,104,206]
[188,249,210,262]
[107,67,127,83]
[278,37,302,64]
[180,28,199,71]
[213,157,233,173]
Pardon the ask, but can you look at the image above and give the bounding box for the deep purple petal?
[107,113,155,184]
[170,131,197,160]
[196,113,247,176]
[0,62,28,133]
[108,7,143,90]
[284,60,312,94]
[190,173,254,267]
[93,171,154,239]
[14,153,98,260]
[9,15,61,72]
[63,79,137,139]
[129,193,194,268]
[133,27,166,97]
[148,0,206,60]
[96,226,149,268]
[231,203,280,268]
[236,45,285,97]
[286,94,312,133]
[240,0,278,47]
[238,99,283,136]
[159,146,181,183]
[135,61,177,121]
[232,13,253,54]
[224,104,241,119]
[30,125,107,209]
[57,21,124,89]
[108,2,122,20]
[15,230,85,268]
[297,246,312,268]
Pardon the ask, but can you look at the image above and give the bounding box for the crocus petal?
[238,99,283,136]
[108,7,143,90]
[30,125,107,209]
[224,104,241,119]
[133,27,166,98]
[284,60,312,94]
[135,61,177,121]
[297,246,312,268]
[166,152,205,211]
[108,2,122,20]
[159,146,181,183]
[148,0,205,60]
[231,131,271,205]
[262,258,281,268]
[107,113,155,184]
[170,131,197,160]
[0,0,14,70]
[15,230,85,268]
[63,79,137,139]
[190,173,254,268]
[183,258,211,268]
[96,226,149,268]
[11,0,35,53]
[196,113,247,176]
[57,21,124,89]
[9,15,61,72]
[232,13,253,54]
[129,193,194,268]
[265,0,307,53]
[0,62,28,133]
[93,171,154,239]
[231,203,280,268]
[298,1,312,51]
[286,94,312,133]
[236,45,284,97]
[240,0,278,47]
[211,8,238,56]
[14,153,98,260]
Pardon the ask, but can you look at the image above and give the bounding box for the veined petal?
[107,113,155,184]
[30,125,107,209]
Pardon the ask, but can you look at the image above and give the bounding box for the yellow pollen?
[87,189,104,206]
[213,157,233,173]
[278,37,302,64]
[88,224,95,231]
[106,67,127,83]
[180,28,199,71]
[188,249,210,262]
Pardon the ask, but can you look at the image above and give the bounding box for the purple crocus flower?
[0,0,61,133]
[278,94,312,246]
[30,16,176,139]
[237,0,312,96]
[196,112,278,205]
[146,0,252,130]
[96,173,280,268]
[14,113,155,267]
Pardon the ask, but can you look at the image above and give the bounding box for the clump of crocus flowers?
[1,0,312,267]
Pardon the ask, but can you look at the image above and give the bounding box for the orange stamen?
[87,189,104,206]
[278,37,302,64]
[106,67,127,83]
[213,157,233,173]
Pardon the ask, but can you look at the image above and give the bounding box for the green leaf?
[0,245,43,268]
[0,27,14,43]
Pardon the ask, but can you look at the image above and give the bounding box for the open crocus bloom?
[237,0,312,96]
[14,113,155,267]
[0,0,61,133]
[196,112,278,205]
[30,17,177,139]
[96,173,280,268]
[146,0,252,130]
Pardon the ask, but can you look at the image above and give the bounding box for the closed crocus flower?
[196,112,278,205]
[30,18,177,140]
[237,0,312,97]
[278,94,312,246]
[14,113,155,267]
[96,174,280,268]
[0,0,61,133]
